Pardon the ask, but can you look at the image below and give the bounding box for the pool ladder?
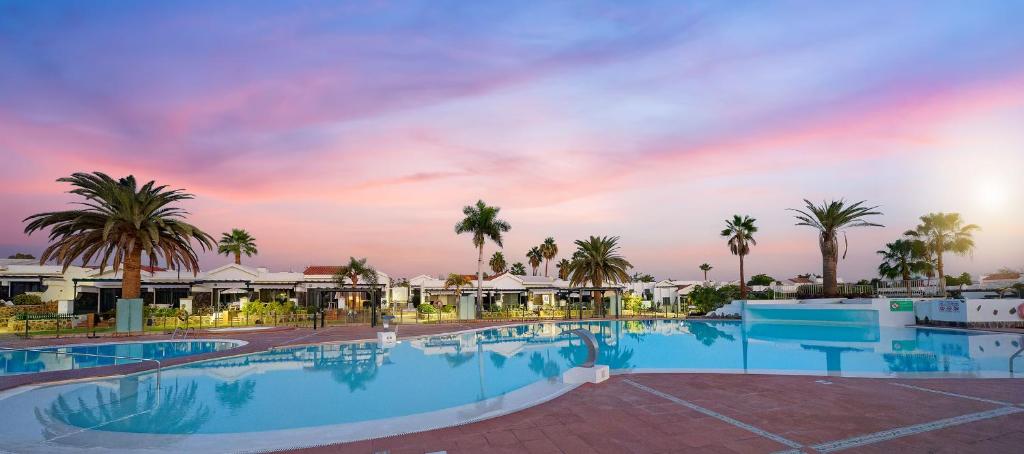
[171,326,194,339]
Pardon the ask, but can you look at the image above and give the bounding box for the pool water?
[0,340,243,376]
[0,320,1021,452]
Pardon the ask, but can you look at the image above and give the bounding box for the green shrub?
[12,294,42,306]
[417,303,437,314]
[623,293,643,312]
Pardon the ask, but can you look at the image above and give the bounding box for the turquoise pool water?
[0,340,243,376]
[0,320,1020,452]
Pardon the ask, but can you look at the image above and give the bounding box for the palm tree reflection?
[214,380,256,413]
[36,380,211,442]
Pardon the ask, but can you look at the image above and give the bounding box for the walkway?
[290,374,1024,454]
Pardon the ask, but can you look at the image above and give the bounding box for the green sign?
[889,299,913,312]
[892,340,917,351]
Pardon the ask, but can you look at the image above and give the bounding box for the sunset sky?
[1,1,1022,281]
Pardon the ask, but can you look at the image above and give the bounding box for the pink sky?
[1,2,1022,281]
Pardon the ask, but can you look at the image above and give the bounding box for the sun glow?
[974,179,1009,211]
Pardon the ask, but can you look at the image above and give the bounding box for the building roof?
[788,277,814,284]
[982,272,1021,282]
[304,266,342,276]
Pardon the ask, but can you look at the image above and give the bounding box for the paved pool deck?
[291,374,1024,454]
[3,322,1023,453]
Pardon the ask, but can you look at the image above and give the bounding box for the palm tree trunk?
[234,251,241,265]
[739,254,747,299]
[936,246,945,297]
[476,246,484,317]
[123,246,143,299]
[822,235,838,298]
[544,260,549,277]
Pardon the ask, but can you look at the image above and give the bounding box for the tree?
[488,251,507,275]
[699,263,712,281]
[556,258,571,280]
[789,199,883,298]
[877,239,928,294]
[720,215,758,299]
[333,257,377,309]
[24,172,213,299]
[905,212,980,296]
[747,274,775,286]
[565,236,633,317]
[540,237,558,277]
[631,273,655,283]
[510,262,527,276]
[526,246,543,276]
[217,228,257,265]
[7,252,34,259]
[455,200,511,316]
[443,273,471,304]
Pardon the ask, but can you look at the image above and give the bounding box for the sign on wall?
[889,299,913,312]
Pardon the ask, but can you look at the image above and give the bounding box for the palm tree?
[444,273,471,307]
[489,251,507,275]
[877,239,928,295]
[556,258,571,280]
[333,257,377,309]
[217,228,257,265]
[699,263,713,282]
[788,200,883,298]
[510,262,527,276]
[540,237,558,277]
[24,172,214,299]
[526,246,543,276]
[455,200,511,315]
[905,213,980,295]
[566,236,633,317]
[720,215,758,299]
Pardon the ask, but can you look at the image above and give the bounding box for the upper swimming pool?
[0,320,1020,453]
[0,340,245,376]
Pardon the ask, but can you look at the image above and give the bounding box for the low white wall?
[915,298,1023,325]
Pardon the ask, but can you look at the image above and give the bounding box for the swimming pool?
[0,320,1020,453]
[0,340,246,376]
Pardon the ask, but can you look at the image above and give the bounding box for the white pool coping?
[0,374,577,454]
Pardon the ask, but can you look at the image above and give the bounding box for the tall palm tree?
[455,200,511,315]
[540,237,558,277]
[526,246,543,276]
[566,236,633,317]
[556,258,571,280]
[720,215,758,299]
[788,200,883,298]
[217,228,257,265]
[489,251,507,275]
[905,212,979,295]
[510,262,527,276]
[333,257,377,309]
[877,239,928,295]
[699,263,713,282]
[24,172,214,299]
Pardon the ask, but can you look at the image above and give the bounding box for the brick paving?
[288,374,1024,454]
[3,323,1023,453]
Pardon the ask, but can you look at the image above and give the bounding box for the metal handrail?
[0,346,162,388]
[1011,340,1024,375]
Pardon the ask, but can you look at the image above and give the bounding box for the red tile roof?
[788,277,813,284]
[304,266,343,275]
